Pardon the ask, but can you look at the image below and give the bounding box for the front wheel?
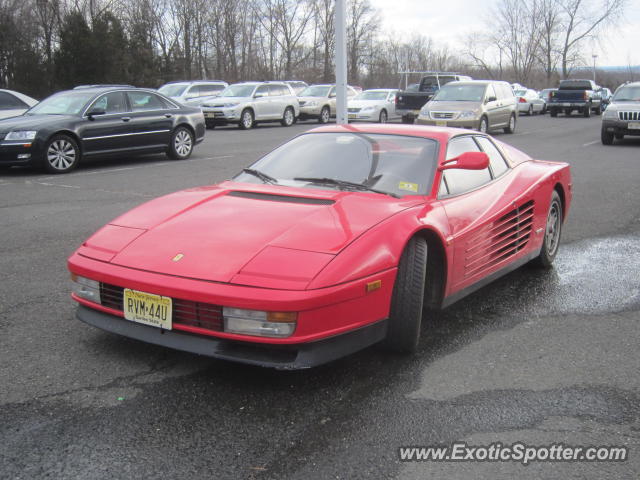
[43,135,80,174]
[503,113,516,133]
[167,126,194,160]
[379,109,388,123]
[532,190,563,268]
[601,128,614,145]
[239,109,254,129]
[318,106,330,124]
[478,116,489,133]
[381,236,428,352]
[281,107,295,127]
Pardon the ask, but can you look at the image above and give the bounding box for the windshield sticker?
[398,182,419,193]
[336,135,356,144]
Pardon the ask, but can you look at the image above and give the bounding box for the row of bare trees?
[0,0,632,99]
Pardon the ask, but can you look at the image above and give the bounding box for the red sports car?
[68,124,571,369]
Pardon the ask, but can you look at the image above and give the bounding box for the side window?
[256,85,270,97]
[329,87,336,97]
[0,91,28,109]
[269,85,285,96]
[127,91,168,111]
[92,92,127,114]
[185,86,199,98]
[485,84,497,101]
[442,136,492,196]
[476,136,509,178]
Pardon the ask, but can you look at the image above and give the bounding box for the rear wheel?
[318,106,330,124]
[381,236,428,352]
[379,109,388,123]
[167,126,194,160]
[281,107,295,127]
[550,109,558,117]
[239,109,254,129]
[565,108,572,116]
[532,190,562,268]
[527,104,533,116]
[401,115,414,124]
[594,105,602,115]
[43,135,80,174]
[503,113,516,133]
[583,106,591,118]
[601,128,614,145]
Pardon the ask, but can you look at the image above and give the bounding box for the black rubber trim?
[227,190,335,205]
[77,305,387,370]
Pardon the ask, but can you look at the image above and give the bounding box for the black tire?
[503,113,516,134]
[550,109,558,117]
[381,236,428,352]
[379,109,388,123]
[401,115,414,124]
[615,133,624,140]
[281,107,295,127]
[527,104,533,116]
[478,116,489,133]
[601,128,614,145]
[239,109,254,129]
[541,105,547,114]
[532,190,563,268]
[167,126,194,160]
[565,108,572,116]
[318,106,330,124]
[594,105,602,115]
[583,106,591,118]
[42,134,80,174]
[205,121,216,129]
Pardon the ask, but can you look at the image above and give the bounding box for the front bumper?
[77,305,388,369]
[202,107,241,125]
[347,110,378,121]
[415,117,478,129]
[548,102,589,110]
[299,105,322,119]
[0,138,42,167]
[601,119,640,136]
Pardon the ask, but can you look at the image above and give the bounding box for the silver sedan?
[515,89,546,115]
[347,89,400,123]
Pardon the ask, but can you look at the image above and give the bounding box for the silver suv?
[298,84,359,123]
[601,81,640,145]
[201,82,300,129]
[157,80,228,107]
[416,80,517,134]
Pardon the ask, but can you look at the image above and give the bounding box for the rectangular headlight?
[71,274,101,304]
[5,131,37,141]
[223,307,296,338]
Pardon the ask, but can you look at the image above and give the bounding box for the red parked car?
[68,124,571,369]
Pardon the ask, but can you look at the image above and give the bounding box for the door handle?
[121,117,131,122]
[164,114,172,118]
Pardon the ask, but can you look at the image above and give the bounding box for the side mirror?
[87,108,106,119]
[485,96,497,103]
[329,92,337,98]
[439,151,490,171]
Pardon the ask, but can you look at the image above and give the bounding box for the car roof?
[447,80,506,86]
[162,80,227,85]
[362,88,396,92]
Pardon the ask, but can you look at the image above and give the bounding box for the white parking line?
[582,140,600,147]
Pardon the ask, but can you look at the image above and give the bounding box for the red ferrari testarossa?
[68,124,571,369]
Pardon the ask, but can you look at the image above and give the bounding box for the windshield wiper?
[293,177,400,198]
[242,168,278,185]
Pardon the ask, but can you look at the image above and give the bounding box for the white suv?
[158,81,228,107]
[201,82,300,129]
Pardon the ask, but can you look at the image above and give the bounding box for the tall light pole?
[592,54,598,83]
[335,0,348,125]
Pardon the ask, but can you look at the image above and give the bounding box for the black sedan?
[0,86,206,173]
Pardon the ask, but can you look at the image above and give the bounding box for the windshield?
[355,91,389,101]
[432,84,487,102]
[514,90,526,96]
[300,85,331,97]
[233,132,439,197]
[27,91,95,115]
[220,84,256,98]
[612,86,640,101]
[158,84,188,97]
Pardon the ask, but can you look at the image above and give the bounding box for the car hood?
[426,100,480,110]
[79,181,423,288]
[202,96,249,106]
[0,114,77,134]
[298,96,329,103]
[609,101,640,109]
[348,100,384,108]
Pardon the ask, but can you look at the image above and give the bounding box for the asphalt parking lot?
[1,115,639,479]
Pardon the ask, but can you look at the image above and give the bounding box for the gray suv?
[201,82,300,129]
[601,82,640,145]
[416,80,517,134]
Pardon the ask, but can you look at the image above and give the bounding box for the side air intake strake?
[464,200,535,277]
[227,191,334,205]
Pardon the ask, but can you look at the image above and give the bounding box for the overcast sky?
[369,0,640,68]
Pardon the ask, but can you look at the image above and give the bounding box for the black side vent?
[227,191,335,205]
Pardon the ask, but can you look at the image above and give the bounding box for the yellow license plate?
[628,122,640,130]
[436,120,447,127]
[348,114,356,119]
[204,112,214,118]
[123,289,172,330]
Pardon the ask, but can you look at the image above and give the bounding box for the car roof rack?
[164,80,227,84]
[73,84,135,89]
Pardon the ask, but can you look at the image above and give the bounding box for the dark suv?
[601,82,640,145]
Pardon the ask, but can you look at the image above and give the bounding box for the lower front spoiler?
[77,305,388,370]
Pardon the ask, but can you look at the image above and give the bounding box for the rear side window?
[128,91,169,111]
[476,137,509,178]
[441,136,492,196]
[496,84,514,100]
[0,91,28,109]
[256,85,270,97]
[269,85,286,96]
[92,92,127,114]
[199,84,225,96]
[485,84,497,101]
